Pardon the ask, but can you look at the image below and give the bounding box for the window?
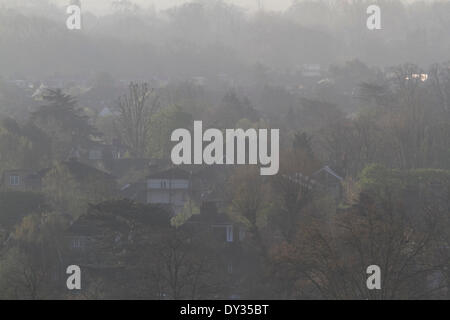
[212,225,234,243]
[226,225,233,242]
[172,179,189,189]
[89,149,102,160]
[227,262,233,274]
[72,238,83,249]
[160,180,168,189]
[239,228,246,241]
[9,175,20,186]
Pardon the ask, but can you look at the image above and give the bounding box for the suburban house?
[1,169,41,191]
[119,164,244,245]
[146,167,191,213]
[312,165,343,200]
[285,165,343,201]
[302,63,322,77]
[120,181,147,203]
[66,139,127,166]
[63,200,171,277]
[184,199,248,298]
[120,166,194,213]
[1,159,117,196]
[2,169,31,190]
[188,203,245,245]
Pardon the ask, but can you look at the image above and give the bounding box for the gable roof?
[106,158,163,178]
[120,182,146,202]
[37,159,115,182]
[147,167,191,180]
[62,159,115,180]
[313,166,343,181]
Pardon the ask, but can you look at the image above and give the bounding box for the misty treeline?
[1,0,450,77]
[0,0,449,300]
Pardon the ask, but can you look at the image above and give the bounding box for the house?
[2,169,30,190]
[106,158,165,179]
[285,165,343,201]
[66,141,172,182]
[63,199,172,289]
[184,188,249,299]
[188,206,245,245]
[120,164,227,211]
[1,169,41,191]
[3,159,116,195]
[312,166,343,200]
[67,139,126,164]
[120,181,147,203]
[302,64,322,77]
[145,167,192,214]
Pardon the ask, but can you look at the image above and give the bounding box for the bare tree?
[116,82,160,158]
[270,173,448,299]
[150,228,224,299]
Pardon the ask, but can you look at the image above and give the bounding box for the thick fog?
[1,0,449,79]
[0,0,450,300]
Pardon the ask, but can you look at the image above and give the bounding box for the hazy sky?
[0,0,439,15]
[50,0,440,14]
[0,0,436,15]
[52,0,301,14]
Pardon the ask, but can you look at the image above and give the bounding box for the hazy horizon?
[0,0,442,16]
